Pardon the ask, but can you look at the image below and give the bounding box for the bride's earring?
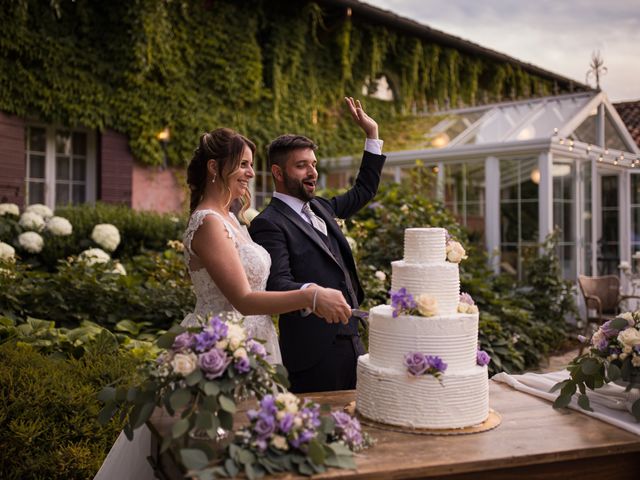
[211,172,217,184]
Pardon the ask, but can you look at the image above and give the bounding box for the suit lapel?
[269,198,341,266]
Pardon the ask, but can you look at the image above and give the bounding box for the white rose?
[374,270,386,281]
[276,392,299,413]
[45,216,73,236]
[293,417,303,428]
[79,248,111,265]
[620,352,628,360]
[617,328,640,349]
[112,262,127,275]
[233,347,248,359]
[458,302,470,314]
[91,223,121,252]
[632,355,640,368]
[226,323,246,350]
[271,435,289,451]
[171,352,198,376]
[591,330,606,348]
[623,345,632,354]
[19,211,45,231]
[415,293,438,317]
[25,203,53,219]
[446,241,467,263]
[215,338,229,350]
[0,203,19,216]
[618,312,635,327]
[18,231,44,253]
[469,305,479,314]
[0,242,16,262]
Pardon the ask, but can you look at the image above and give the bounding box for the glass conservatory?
[323,91,640,283]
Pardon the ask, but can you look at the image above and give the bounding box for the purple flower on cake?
[458,292,479,314]
[390,288,417,318]
[476,349,491,366]
[404,352,447,379]
[198,348,231,379]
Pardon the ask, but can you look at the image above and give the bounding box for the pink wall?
[131,163,185,213]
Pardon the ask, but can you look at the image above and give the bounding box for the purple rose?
[198,348,230,379]
[278,413,294,434]
[234,356,250,374]
[247,339,267,358]
[426,355,447,373]
[254,415,276,439]
[404,352,429,376]
[331,411,352,429]
[476,349,490,366]
[172,332,194,352]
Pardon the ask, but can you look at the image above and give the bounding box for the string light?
[598,154,604,162]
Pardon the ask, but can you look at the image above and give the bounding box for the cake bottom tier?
[356,354,489,429]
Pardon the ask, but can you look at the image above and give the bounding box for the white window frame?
[25,123,96,208]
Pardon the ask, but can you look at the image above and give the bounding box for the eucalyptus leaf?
[607,363,622,381]
[97,387,116,403]
[237,448,256,465]
[186,369,203,386]
[180,448,209,471]
[632,398,640,422]
[195,411,215,431]
[156,331,179,349]
[298,461,314,475]
[218,410,234,430]
[132,401,155,429]
[610,317,629,331]
[172,418,190,439]
[308,439,325,465]
[225,458,239,477]
[160,435,173,453]
[553,393,572,409]
[97,401,117,425]
[548,380,570,393]
[581,358,600,376]
[202,395,219,412]
[170,388,192,411]
[219,395,236,413]
[577,394,593,412]
[202,382,220,396]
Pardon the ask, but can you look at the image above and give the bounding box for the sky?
[363,0,640,102]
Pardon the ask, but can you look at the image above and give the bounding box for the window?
[630,174,640,260]
[581,161,593,276]
[443,161,485,239]
[500,157,539,279]
[599,174,619,275]
[552,161,576,279]
[25,126,96,208]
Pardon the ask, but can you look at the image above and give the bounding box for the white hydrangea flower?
[25,203,53,219]
[79,248,111,265]
[0,203,20,216]
[112,262,127,275]
[45,216,73,236]
[0,241,16,262]
[18,231,44,253]
[19,211,45,231]
[91,223,121,252]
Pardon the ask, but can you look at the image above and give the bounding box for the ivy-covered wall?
[1,0,577,168]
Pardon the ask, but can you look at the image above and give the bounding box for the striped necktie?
[302,202,327,236]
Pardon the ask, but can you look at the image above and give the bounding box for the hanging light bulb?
[587,144,592,152]
[614,158,619,166]
[559,138,565,145]
[598,154,604,162]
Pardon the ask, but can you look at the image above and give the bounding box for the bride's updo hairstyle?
[187,128,256,220]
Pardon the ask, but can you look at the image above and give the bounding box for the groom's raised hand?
[345,97,378,140]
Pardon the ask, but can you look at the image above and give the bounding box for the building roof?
[319,0,590,92]
[614,100,640,148]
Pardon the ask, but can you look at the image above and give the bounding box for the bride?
[94,128,352,479]
[181,127,352,362]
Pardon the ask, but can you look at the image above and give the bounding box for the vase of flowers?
[552,310,640,421]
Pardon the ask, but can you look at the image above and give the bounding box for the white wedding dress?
[94,209,281,479]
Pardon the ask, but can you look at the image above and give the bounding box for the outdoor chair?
[577,274,640,352]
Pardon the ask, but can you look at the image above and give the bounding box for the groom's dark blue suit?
[249,151,385,393]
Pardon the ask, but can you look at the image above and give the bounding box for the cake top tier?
[404,227,446,263]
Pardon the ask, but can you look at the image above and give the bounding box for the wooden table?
[148,381,640,479]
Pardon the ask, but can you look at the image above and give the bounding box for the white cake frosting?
[356,227,489,429]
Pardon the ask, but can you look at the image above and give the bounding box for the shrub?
[0,338,143,479]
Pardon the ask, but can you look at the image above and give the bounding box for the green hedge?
[0,339,142,479]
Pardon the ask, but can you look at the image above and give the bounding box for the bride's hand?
[313,287,352,324]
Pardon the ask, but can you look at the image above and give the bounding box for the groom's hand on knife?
[314,287,352,325]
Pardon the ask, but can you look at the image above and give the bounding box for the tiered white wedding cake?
[356,227,489,429]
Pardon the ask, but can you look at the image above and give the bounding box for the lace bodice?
[181,209,281,363]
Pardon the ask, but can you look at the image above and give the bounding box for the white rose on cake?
[446,240,467,263]
[45,216,73,236]
[0,242,16,262]
[18,231,44,253]
[79,248,111,265]
[26,203,53,219]
[415,293,438,317]
[0,203,20,216]
[19,211,45,231]
[91,223,121,252]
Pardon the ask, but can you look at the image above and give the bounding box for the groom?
[249,97,385,393]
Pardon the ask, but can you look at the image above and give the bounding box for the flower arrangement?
[99,315,372,476]
[390,287,438,317]
[194,393,373,477]
[552,311,640,421]
[404,352,447,381]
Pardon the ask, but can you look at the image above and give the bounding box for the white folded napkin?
[492,370,640,436]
